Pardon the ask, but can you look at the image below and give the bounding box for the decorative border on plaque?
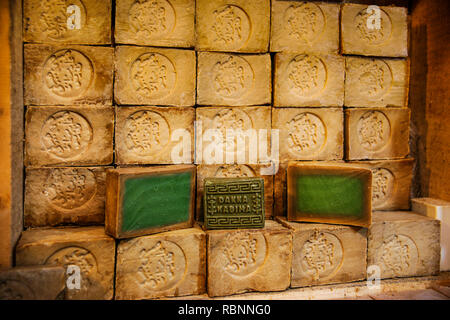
[204,178,265,230]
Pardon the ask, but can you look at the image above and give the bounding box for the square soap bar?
[412,198,450,271]
[114,46,196,106]
[274,53,344,107]
[287,162,372,227]
[348,159,414,211]
[368,211,440,279]
[272,108,344,161]
[25,106,114,167]
[196,164,273,221]
[115,227,206,299]
[345,57,409,108]
[277,217,367,288]
[197,52,271,106]
[23,0,112,45]
[341,4,408,57]
[345,107,410,160]
[195,106,271,164]
[115,0,195,48]
[115,106,195,165]
[270,1,339,54]
[196,0,270,53]
[203,177,265,230]
[15,226,116,300]
[24,44,113,106]
[105,165,195,239]
[0,266,65,300]
[24,167,109,228]
[206,220,292,297]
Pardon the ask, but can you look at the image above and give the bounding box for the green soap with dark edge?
[287,163,372,227]
[296,175,364,218]
[121,171,192,233]
[204,177,265,230]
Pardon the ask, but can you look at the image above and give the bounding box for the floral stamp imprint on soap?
[43,49,94,98]
[41,111,93,160]
[130,52,177,99]
[124,110,171,156]
[283,2,326,43]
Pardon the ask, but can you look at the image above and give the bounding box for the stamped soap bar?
[196,0,270,53]
[23,0,112,45]
[368,211,440,279]
[203,178,265,230]
[105,165,195,239]
[277,217,367,288]
[341,4,408,57]
[15,226,115,300]
[24,44,113,106]
[287,162,372,227]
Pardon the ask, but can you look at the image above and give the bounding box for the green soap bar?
[296,175,364,218]
[122,171,192,233]
[287,163,372,227]
[204,177,265,230]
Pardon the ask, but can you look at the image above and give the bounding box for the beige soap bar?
[0,266,65,300]
[274,53,344,107]
[195,106,271,165]
[345,57,409,108]
[197,52,271,106]
[207,220,292,297]
[412,198,450,271]
[24,167,109,228]
[341,4,408,57]
[348,159,414,211]
[270,1,339,54]
[23,0,111,45]
[368,211,440,279]
[345,107,410,160]
[16,226,116,300]
[24,44,113,106]
[272,108,344,161]
[115,106,194,165]
[115,0,195,47]
[277,217,367,288]
[196,164,274,221]
[25,106,114,167]
[114,46,196,106]
[196,0,270,53]
[115,228,206,299]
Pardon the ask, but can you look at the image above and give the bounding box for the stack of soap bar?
[203,177,265,230]
[368,211,440,279]
[287,162,372,227]
[105,165,195,239]
[115,227,206,300]
[341,4,408,57]
[206,220,292,297]
[15,226,115,300]
[412,198,450,271]
[277,217,367,288]
[0,266,65,300]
